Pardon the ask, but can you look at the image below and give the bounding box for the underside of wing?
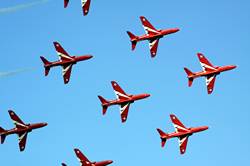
[54,42,73,61]
[170,114,189,133]
[82,0,91,16]
[111,81,130,100]
[18,132,28,151]
[74,148,91,164]
[197,53,216,72]
[140,16,159,35]
[62,64,73,84]
[64,0,69,8]
[120,102,130,123]
[179,135,189,154]
[206,74,216,94]
[8,110,27,129]
[149,39,159,57]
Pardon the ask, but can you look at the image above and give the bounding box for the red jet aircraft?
[40,42,93,84]
[98,81,150,123]
[184,53,236,94]
[0,110,47,151]
[157,114,208,154]
[64,0,91,16]
[127,16,179,58]
[62,148,113,166]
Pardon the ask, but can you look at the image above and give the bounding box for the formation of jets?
[0,110,47,151]
[157,114,208,154]
[98,81,150,123]
[62,148,113,166]
[1,1,239,165]
[40,42,93,84]
[127,16,179,57]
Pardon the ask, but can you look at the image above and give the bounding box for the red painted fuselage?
[188,65,236,79]
[1,123,47,136]
[103,94,150,107]
[163,126,208,139]
[135,28,180,42]
[44,55,93,68]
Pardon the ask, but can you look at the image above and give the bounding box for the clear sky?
[0,0,250,165]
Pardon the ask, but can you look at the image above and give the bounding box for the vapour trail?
[0,68,35,78]
[0,0,49,14]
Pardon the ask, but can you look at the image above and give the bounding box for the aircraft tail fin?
[62,163,67,166]
[157,128,168,148]
[98,96,109,115]
[40,56,51,76]
[184,67,194,87]
[0,127,6,144]
[127,31,138,50]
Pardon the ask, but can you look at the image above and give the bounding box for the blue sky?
[0,0,250,165]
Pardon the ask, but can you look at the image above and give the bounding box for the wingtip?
[8,110,14,114]
[111,81,117,85]
[197,52,204,58]
[139,16,145,19]
[74,148,81,154]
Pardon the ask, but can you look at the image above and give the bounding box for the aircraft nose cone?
[231,65,237,69]
[175,28,180,32]
[145,94,150,98]
[108,160,113,164]
[87,55,93,59]
[203,126,209,131]
[43,123,48,127]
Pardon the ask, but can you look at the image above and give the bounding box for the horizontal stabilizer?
[0,135,6,144]
[40,56,51,76]
[157,128,168,147]
[127,31,137,50]
[98,96,109,115]
[184,68,194,87]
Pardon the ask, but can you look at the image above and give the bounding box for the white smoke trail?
[0,68,34,78]
[0,0,49,14]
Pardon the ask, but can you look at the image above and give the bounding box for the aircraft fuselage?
[136,28,179,42]
[189,65,236,79]
[94,160,113,166]
[167,126,208,139]
[104,94,150,106]
[0,123,47,136]
[44,55,93,68]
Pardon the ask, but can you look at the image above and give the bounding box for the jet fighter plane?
[62,148,113,166]
[157,114,208,154]
[127,16,179,58]
[184,53,236,94]
[0,110,47,151]
[98,81,150,123]
[64,0,91,16]
[40,42,93,84]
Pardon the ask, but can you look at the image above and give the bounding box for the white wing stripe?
[13,120,26,128]
[200,62,216,71]
[114,91,130,99]
[179,136,188,146]
[62,64,72,76]
[174,124,189,132]
[81,0,87,7]
[57,52,73,61]
[18,132,27,143]
[120,103,130,114]
[206,75,215,86]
